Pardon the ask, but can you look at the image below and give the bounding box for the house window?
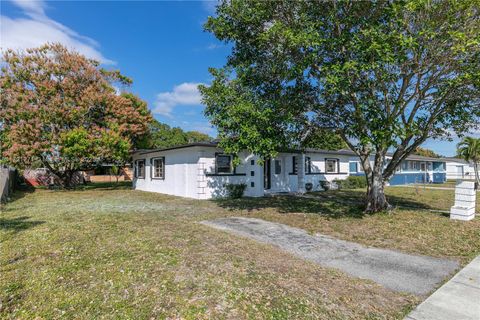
[325,159,338,173]
[274,159,282,174]
[411,161,419,170]
[349,162,358,173]
[152,157,165,179]
[135,159,145,179]
[215,154,232,174]
[420,162,427,172]
[305,157,312,174]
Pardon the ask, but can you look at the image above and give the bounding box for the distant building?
[443,157,476,180]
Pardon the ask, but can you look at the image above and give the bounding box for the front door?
[263,157,271,190]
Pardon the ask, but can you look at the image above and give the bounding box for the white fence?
[0,167,16,202]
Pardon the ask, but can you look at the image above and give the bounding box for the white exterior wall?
[132,147,351,199]
[446,161,476,180]
[132,147,201,198]
[201,149,264,198]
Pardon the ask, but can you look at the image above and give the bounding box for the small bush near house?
[334,176,368,189]
[320,180,330,191]
[225,183,247,198]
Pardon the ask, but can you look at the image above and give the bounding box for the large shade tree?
[0,43,152,186]
[200,0,480,212]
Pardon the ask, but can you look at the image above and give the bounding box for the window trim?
[151,157,165,180]
[135,159,146,179]
[325,158,339,174]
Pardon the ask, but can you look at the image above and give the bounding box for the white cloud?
[1,0,113,64]
[154,82,204,117]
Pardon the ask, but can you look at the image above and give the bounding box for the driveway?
[202,217,459,295]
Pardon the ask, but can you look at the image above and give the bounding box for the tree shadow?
[214,189,437,219]
[73,181,132,191]
[0,185,35,206]
[0,216,45,233]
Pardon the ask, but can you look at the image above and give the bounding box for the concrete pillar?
[450,180,476,221]
[298,153,306,194]
[196,151,208,199]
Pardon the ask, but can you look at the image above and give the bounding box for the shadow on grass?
[34,181,133,191]
[1,184,35,204]
[0,216,45,233]
[214,189,436,219]
[75,181,132,191]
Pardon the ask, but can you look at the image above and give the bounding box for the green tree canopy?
[413,147,441,158]
[137,119,213,149]
[303,129,348,151]
[200,0,480,212]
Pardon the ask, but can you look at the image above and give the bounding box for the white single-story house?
[132,142,449,199]
[132,142,351,199]
[444,157,477,180]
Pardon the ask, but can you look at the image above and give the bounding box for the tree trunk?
[474,161,480,186]
[62,170,74,189]
[364,152,391,214]
[365,173,390,213]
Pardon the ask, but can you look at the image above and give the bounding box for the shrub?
[225,183,247,198]
[320,180,331,191]
[334,175,367,189]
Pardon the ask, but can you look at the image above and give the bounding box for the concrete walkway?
[405,255,480,320]
[202,217,459,295]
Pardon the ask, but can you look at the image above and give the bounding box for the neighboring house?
[132,142,351,199]
[131,142,448,199]
[349,154,447,185]
[444,157,476,180]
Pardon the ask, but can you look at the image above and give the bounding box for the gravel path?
[202,217,459,295]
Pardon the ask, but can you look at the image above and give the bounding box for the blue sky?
[1,0,477,156]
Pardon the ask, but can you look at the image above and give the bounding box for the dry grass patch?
[1,187,417,319]
[215,187,480,264]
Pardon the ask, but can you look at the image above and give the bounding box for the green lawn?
[1,184,479,319]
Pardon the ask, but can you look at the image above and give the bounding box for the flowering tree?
[0,43,152,187]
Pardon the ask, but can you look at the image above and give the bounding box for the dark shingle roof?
[133,142,446,163]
